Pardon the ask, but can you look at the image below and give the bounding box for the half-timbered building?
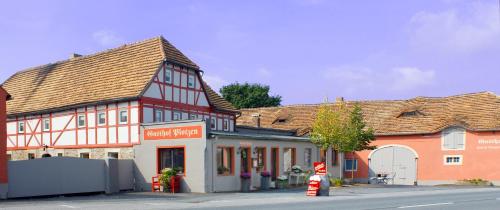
[2,36,237,160]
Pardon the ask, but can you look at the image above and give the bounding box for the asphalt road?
[1,186,499,210]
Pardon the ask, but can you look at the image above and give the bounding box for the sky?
[1,0,499,105]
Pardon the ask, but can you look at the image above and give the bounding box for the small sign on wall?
[144,125,203,140]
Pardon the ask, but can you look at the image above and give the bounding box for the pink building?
[239,92,500,185]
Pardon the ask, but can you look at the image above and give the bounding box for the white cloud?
[324,66,436,94]
[202,74,228,93]
[257,67,272,78]
[409,1,500,53]
[92,30,125,47]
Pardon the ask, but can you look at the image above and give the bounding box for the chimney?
[251,113,261,128]
[336,97,344,102]
[70,53,82,59]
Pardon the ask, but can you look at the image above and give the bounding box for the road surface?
[0,186,499,209]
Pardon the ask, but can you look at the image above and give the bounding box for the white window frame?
[344,159,358,172]
[443,155,463,165]
[18,122,24,133]
[223,119,229,131]
[165,69,172,84]
[97,112,106,126]
[441,127,466,151]
[154,109,163,123]
[43,119,50,131]
[304,148,312,167]
[210,118,216,130]
[188,74,195,88]
[173,112,181,121]
[119,110,128,124]
[77,114,86,128]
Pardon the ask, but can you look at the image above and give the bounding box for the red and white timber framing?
[141,62,236,132]
[6,61,236,151]
[6,101,140,150]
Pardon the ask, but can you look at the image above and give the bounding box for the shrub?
[330,178,343,187]
[459,178,491,186]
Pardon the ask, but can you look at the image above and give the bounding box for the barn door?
[369,146,417,185]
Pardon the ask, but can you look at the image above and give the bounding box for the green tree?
[220,83,282,109]
[310,102,375,180]
[343,104,376,180]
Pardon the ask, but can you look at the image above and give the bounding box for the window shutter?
[443,131,451,149]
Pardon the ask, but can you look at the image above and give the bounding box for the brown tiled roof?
[202,82,237,113]
[237,92,500,136]
[2,36,234,116]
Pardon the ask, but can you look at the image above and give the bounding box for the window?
[344,159,358,171]
[28,153,35,160]
[80,153,90,159]
[283,148,296,172]
[108,152,119,159]
[98,112,106,125]
[165,69,172,83]
[154,109,163,122]
[304,148,312,167]
[188,75,195,88]
[223,119,229,131]
[173,112,181,121]
[442,127,465,150]
[331,149,338,166]
[119,110,128,124]
[158,147,185,174]
[210,118,216,130]
[256,147,266,172]
[189,113,197,120]
[78,115,85,127]
[43,119,50,131]
[217,147,234,175]
[18,122,24,133]
[444,155,462,165]
[57,153,63,157]
[7,154,11,161]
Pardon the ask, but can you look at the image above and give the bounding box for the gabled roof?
[2,36,235,116]
[237,92,500,136]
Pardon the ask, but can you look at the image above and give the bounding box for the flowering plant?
[240,172,251,179]
[260,171,271,177]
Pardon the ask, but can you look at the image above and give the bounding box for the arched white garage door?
[369,145,417,185]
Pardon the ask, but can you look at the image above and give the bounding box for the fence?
[7,157,133,198]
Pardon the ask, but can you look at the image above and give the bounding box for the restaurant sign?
[144,125,203,140]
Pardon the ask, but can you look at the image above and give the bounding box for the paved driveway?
[1,185,499,209]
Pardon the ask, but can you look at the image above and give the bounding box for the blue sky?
[1,0,499,104]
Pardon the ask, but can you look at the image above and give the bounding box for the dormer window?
[398,109,424,118]
[401,111,418,117]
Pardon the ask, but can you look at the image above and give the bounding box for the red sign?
[144,125,203,140]
[306,180,320,196]
[314,162,327,175]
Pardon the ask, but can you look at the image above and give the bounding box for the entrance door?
[240,148,251,173]
[271,148,279,181]
[369,145,417,185]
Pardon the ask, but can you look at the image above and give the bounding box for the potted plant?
[159,168,180,193]
[218,166,230,175]
[240,172,251,192]
[276,175,288,189]
[260,171,271,190]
